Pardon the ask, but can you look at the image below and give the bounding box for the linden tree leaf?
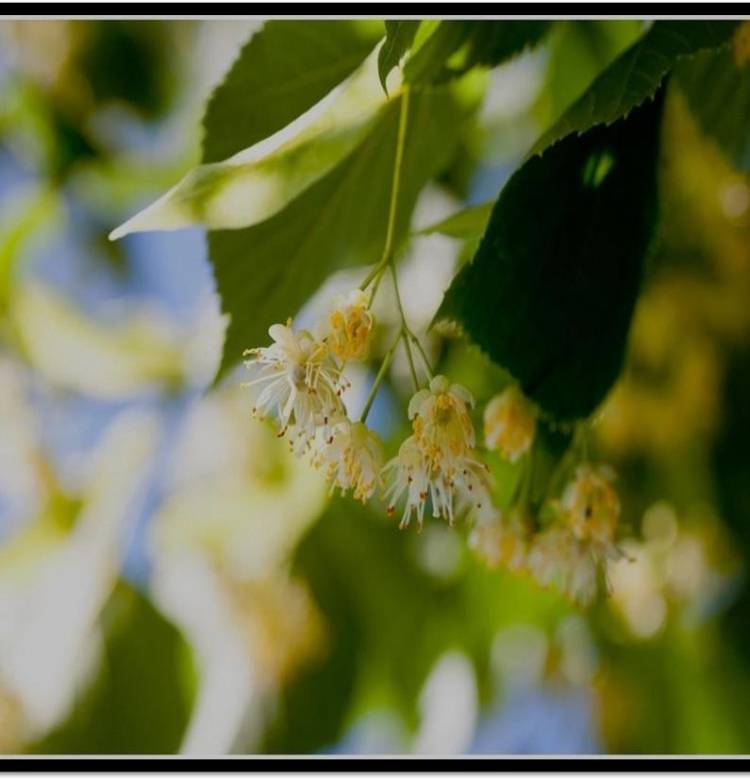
[378,21,421,93]
[676,42,750,171]
[109,49,389,239]
[404,20,552,86]
[415,201,492,240]
[211,86,471,380]
[530,20,739,157]
[435,91,665,422]
[202,20,382,164]
[459,20,552,68]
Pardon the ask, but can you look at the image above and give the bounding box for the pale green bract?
[109,45,397,239]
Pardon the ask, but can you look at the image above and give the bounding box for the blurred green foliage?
[33,581,197,754]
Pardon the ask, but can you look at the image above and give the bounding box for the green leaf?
[676,46,750,171]
[378,21,421,93]
[416,201,492,240]
[531,20,738,157]
[32,581,196,754]
[460,20,551,68]
[436,90,665,422]
[211,86,471,380]
[109,50,388,238]
[202,20,382,164]
[536,21,646,130]
[404,21,472,85]
[404,21,551,86]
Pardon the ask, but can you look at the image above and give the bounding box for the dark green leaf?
[531,20,738,157]
[404,21,551,86]
[202,20,382,164]
[33,581,196,754]
[461,20,551,68]
[378,21,421,93]
[536,21,645,130]
[677,46,750,171]
[436,91,665,422]
[211,87,470,380]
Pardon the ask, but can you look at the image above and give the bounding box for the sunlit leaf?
[202,20,382,164]
[211,85,473,380]
[109,49,389,238]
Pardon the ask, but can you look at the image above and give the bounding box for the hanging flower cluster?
[384,375,494,529]
[245,287,623,607]
[242,88,626,608]
[471,457,624,606]
[244,294,384,503]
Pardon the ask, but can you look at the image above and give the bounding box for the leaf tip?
[108,224,127,242]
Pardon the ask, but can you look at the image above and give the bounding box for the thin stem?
[410,334,434,380]
[383,87,410,269]
[390,263,419,392]
[360,330,401,423]
[368,269,384,307]
[359,88,411,294]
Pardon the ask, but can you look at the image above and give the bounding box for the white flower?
[382,435,460,529]
[483,386,536,463]
[382,435,431,529]
[383,377,498,529]
[314,419,384,502]
[560,464,620,555]
[324,289,374,362]
[528,527,601,606]
[243,322,345,449]
[455,456,496,527]
[527,466,623,606]
[469,508,531,573]
[409,375,475,471]
[382,441,495,530]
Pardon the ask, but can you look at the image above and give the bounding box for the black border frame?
[3,755,750,770]
[2,1,750,770]
[1,4,750,16]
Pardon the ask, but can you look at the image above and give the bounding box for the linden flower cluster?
[528,464,623,605]
[243,291,384,503]
[483,385,536,463]
[245,297,624,607]
[383,375,495,529]
[471,462,624,606]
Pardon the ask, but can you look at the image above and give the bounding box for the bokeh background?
[1,18,750,755]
